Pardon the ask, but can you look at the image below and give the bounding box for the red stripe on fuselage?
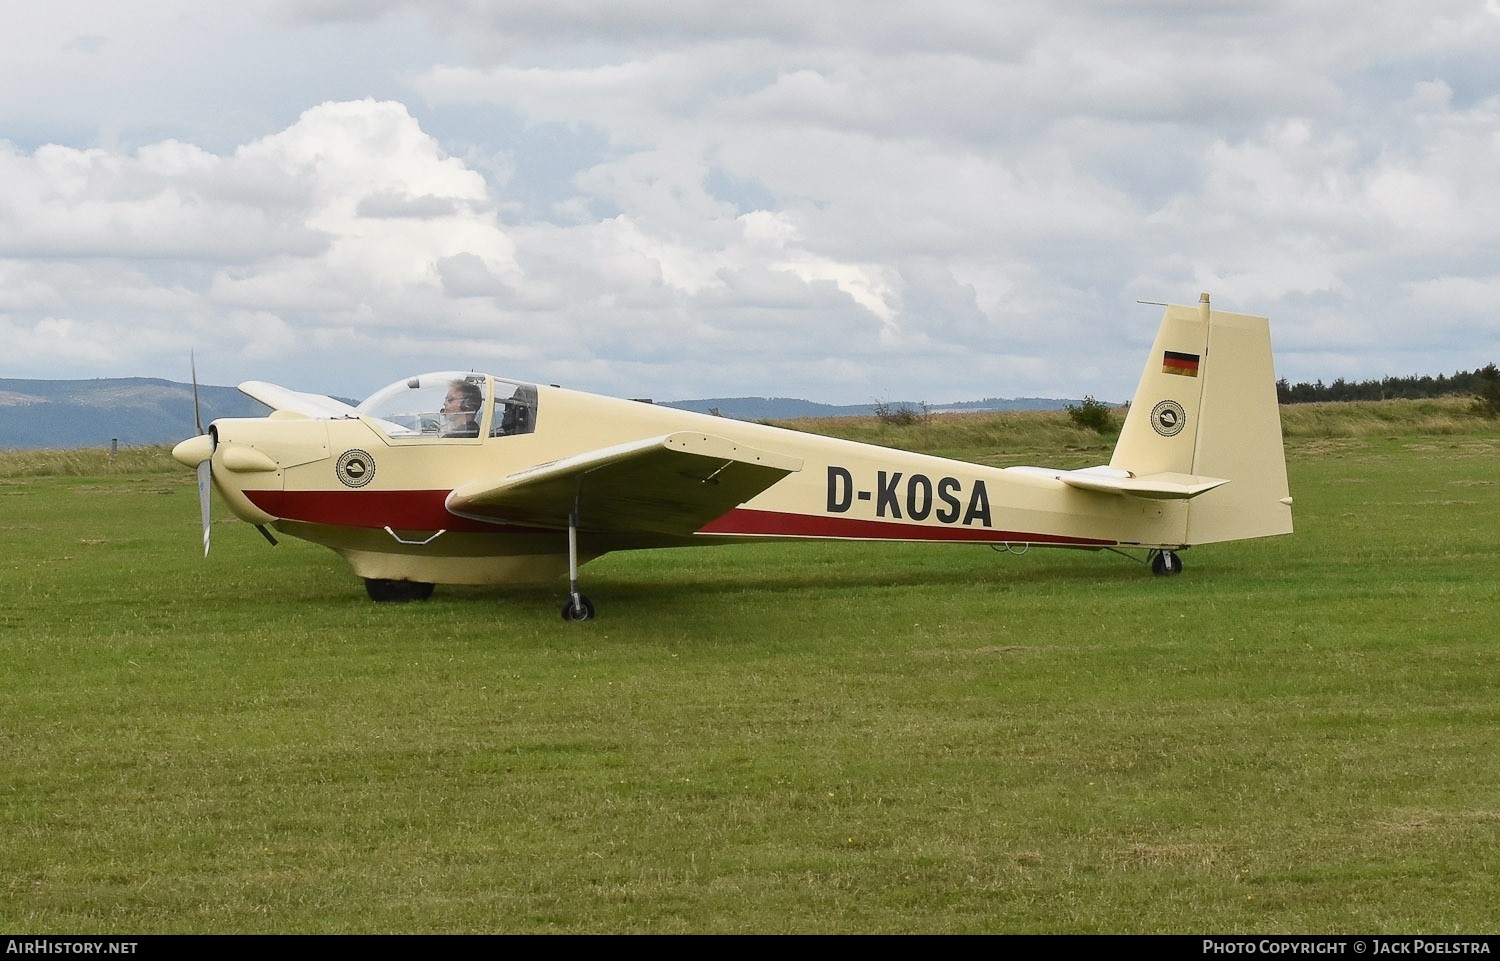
[243,493,1117,547]
[244,489,542,533]
[697,507,1116,546]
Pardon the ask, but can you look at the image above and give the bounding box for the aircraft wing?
[447,432,804,535]
[239,381,360,419]
[1007,466,1229,499]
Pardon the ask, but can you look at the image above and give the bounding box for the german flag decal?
[1162,350,1200,377]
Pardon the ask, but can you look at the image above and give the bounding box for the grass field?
[2,401,1498,933]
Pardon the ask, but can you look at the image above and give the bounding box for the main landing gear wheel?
[364,578,436,602]
[561,594,596,621]
[1150,550,1183,577]
[558,506,596,622]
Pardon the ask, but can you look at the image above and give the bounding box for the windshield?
[357,372,538,439]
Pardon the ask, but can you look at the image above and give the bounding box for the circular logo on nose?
[1150,400,1187,437]
[335,449,376,488]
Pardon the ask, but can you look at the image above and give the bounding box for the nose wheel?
[364,578,436,601]
[1150,550,1183,577]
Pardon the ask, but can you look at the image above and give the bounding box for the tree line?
[1276,363,1500,406]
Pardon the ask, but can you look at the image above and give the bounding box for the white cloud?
[2,2,1500,405]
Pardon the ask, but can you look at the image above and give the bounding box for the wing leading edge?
[447,431,803,535]
[239,381,359,419]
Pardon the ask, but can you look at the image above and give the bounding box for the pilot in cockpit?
[440,379,484,438]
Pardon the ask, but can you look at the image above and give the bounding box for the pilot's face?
[442,388,477,431]
[444,390,473,416]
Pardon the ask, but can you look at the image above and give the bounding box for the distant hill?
[661,396,1076,420]
[0,377,270,450]
[0,377,1078,450]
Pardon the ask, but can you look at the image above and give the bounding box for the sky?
[3,0,1499,405]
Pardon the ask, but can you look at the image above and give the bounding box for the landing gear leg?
[1150,550,1183,577]
[561,509,595,621]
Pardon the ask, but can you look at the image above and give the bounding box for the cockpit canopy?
[356,372,539,440]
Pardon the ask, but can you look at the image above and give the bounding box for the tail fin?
[1110,294,1293,546]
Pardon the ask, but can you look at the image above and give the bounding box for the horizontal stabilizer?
[239,381,359,419]
[1006,465,1229,500]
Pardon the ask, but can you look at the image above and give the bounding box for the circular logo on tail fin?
[1150,400,1186,437]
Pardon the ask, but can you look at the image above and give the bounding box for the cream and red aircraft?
[172,294,1292,619]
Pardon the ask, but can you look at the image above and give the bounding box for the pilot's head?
[445,380,482,415]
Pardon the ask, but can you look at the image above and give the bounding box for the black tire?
[1150,551,1183,577]
[364,578,436,602]
[561,595,596,621]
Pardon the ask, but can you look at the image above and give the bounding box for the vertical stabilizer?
[1110,294,1293,546]
[1111,296,1213,478]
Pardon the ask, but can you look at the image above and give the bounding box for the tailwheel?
[1150,550,1183,577]
[561,594,596,622]
[364,578,436,602]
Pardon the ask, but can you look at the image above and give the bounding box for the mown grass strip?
[2,405,1498,932]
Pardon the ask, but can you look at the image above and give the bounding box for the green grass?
[3,405,1500,933]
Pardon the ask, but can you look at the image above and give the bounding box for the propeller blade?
[191,351,204,436]
[197,459,212,557]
